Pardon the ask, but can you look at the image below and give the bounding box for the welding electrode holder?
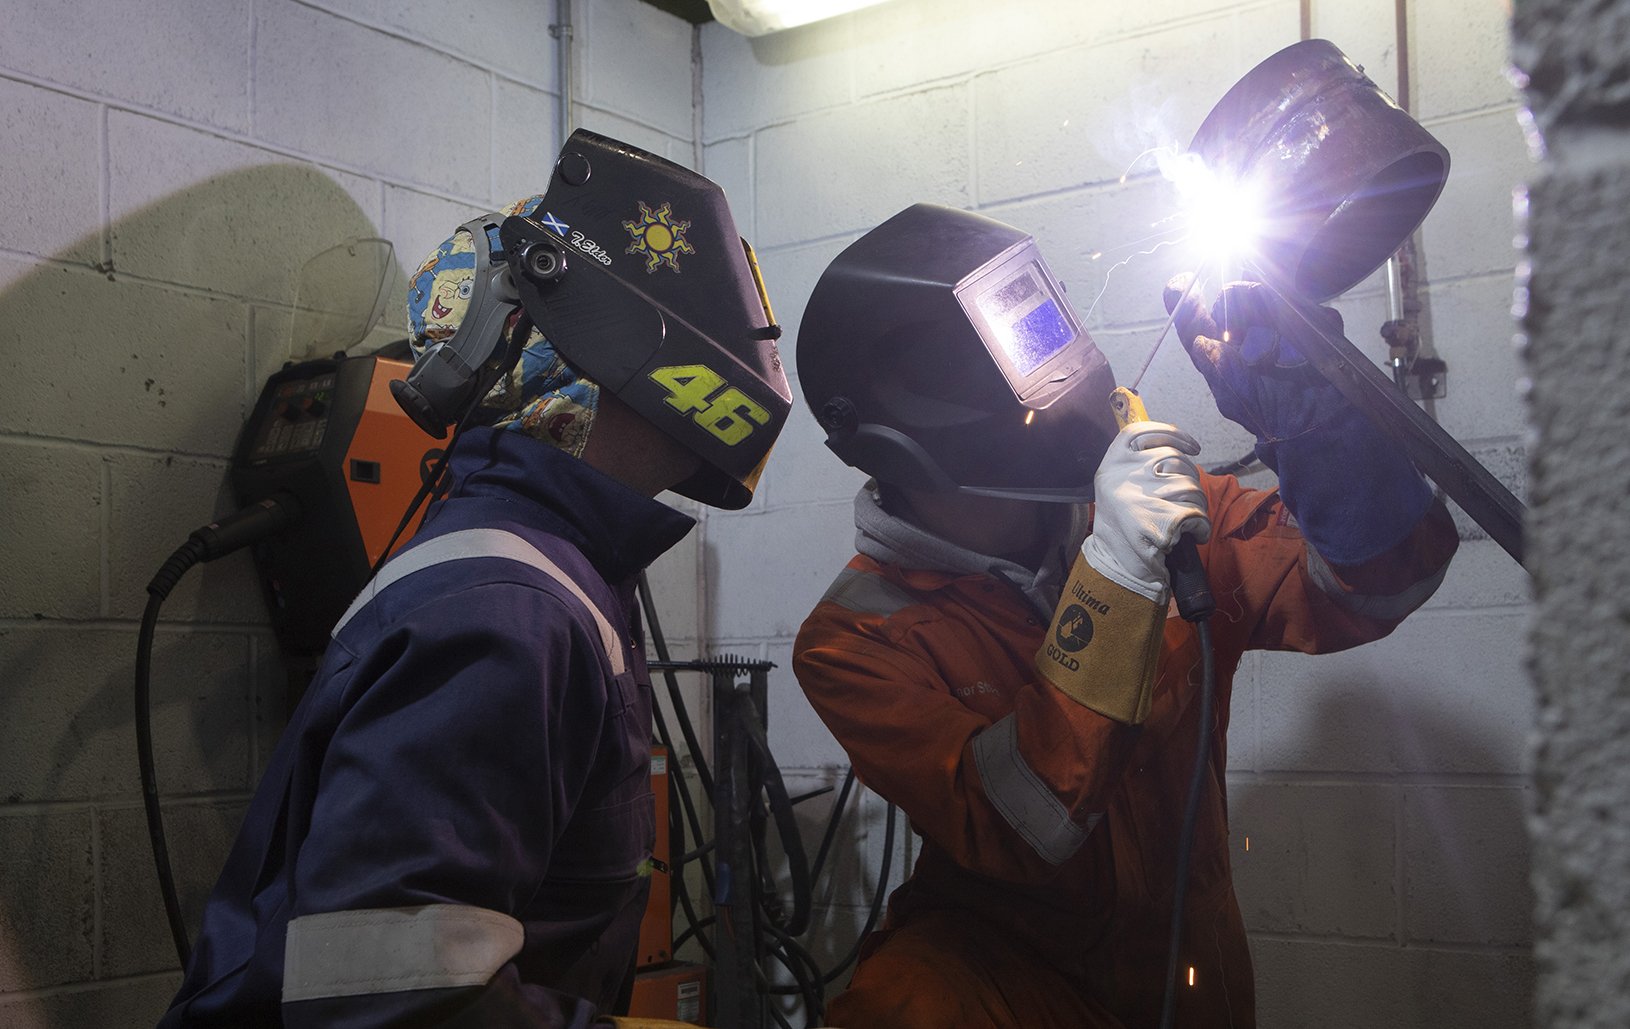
[1107,387,1216,624]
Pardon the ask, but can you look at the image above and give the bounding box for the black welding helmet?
[798,204,1119,502]
[393,129,790,510]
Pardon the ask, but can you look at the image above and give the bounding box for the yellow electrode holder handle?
[1110,386,1150,429]
[1108,387,1215,622]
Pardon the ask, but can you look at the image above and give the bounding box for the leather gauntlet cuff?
[1035,553,1166,724]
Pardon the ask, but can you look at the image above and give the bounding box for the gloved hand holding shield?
[1164,274,1433,565]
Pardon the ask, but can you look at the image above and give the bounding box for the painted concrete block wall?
[701,0,1535,1021]
[0,1,701,1024]
[1512,4,1630,1027]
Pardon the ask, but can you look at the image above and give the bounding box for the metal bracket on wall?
[1402,356,1448,401]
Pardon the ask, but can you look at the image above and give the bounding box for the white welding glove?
[1083,421,1212,604]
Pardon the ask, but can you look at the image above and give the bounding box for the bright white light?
[1155,150,1267,265]
[707,0,891,36]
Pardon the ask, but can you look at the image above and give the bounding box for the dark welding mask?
[798,204,1119,502]
[392,129,791,510]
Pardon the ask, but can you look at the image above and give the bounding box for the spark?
[1189,967,1196,987]
[1096,223,1188,259]
[1117,145,1177,185]
[1079,237,1186,323]
[1245,837,1249,851]
[1024,409,1035,425]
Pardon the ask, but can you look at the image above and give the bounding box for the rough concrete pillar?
[1514,3,1630,1027]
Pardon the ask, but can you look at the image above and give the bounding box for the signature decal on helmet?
[623,202,695,273]
[650,364,770,446]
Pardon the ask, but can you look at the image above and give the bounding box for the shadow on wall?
[1227,677,1535,1029]
[0,164,398,1025]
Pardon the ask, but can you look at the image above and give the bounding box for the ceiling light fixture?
[707,0,891,36]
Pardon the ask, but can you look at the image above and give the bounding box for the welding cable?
[649,688,716,898]
[665,772,716,961]
[749,840,824,1028]
[764,940,823,1026]
[1158,620,1218,1029]
[369,313,534,580]
[136,494,301,968]
[651,686,715,962]
[1206,450,1261,478]
[637,572,716,797]
[679,840,717,865]
[739,698,813,937]
[672,915,716,956]
[809,766,857,887]
[761,920,829,1023]
[820,801,896,987]
[136,570,198,969]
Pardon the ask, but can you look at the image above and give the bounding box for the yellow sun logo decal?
[623,201,695,273]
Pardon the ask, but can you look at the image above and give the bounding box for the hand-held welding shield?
[393,129,792,510]
[1190,38,1451,301]
[799,204,1119,502]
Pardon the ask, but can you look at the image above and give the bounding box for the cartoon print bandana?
[406,195,601,457]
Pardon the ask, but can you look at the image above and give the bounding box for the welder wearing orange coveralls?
[790,206,1458,1029]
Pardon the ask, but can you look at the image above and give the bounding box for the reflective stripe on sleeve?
[333,528,625,675]
[1305,543,1449,621]
[282,904,524,1002]
[819,567,918,619]
[971,713,1097,866]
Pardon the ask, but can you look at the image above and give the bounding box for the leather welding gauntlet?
[1036,422,1211,724]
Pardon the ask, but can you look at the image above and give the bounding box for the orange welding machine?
[230,351,447,670]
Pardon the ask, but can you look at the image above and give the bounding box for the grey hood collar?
[852,481,1090,617]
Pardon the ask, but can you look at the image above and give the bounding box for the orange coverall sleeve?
[1193,472,1460,658]
[794,568,1140,887]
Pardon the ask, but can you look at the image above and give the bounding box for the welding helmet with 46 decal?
[798,203,1119,502]
[391,129,791,510]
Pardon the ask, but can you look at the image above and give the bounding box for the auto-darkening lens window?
[977,264,1075,375]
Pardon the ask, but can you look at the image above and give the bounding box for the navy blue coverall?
[159,426,694,1028]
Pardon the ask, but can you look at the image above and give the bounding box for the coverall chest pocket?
[549,667,654,884]
[547,789,656,885]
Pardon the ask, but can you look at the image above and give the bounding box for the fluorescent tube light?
[707,0,890,36]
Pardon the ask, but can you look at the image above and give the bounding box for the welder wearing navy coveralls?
[158,132,793,1029]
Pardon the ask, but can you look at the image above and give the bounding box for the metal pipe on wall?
[1384,0,1426,390]
[552,0,574,151]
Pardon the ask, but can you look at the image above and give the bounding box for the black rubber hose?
[764,936,823,1026]
[138,496,300,971]
[821,801,895,987]
[672,914,716,955]
[1159,619,1217,1029]
[136,539,206,969]
[646,659,715,898]
[1206,450,1261,478]
[809,766,857,888]
[762,920,829,1023]
[637,571,715,798]
[756,848,824,1024]
[739,699,812,937]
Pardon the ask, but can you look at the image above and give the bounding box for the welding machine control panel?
[250,374,338,462]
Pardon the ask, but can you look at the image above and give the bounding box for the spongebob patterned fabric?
[407,195,601,458]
